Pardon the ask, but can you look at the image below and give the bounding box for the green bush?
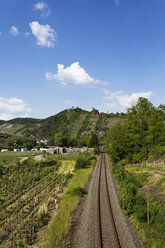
[149,198,164,225]
[93,147,100,155]
[71,187,85,196]
[148,145,165,161]
[113,165,126,184]
[134,194,147,222]
[74,155,90,169]
[125,172,142,188]
[120,183,138,215]
[132,147,149,163]
[132,153,144,163]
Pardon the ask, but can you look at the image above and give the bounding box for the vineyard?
[0,152,75,248]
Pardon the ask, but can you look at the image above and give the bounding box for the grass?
[133,215,165,248]
[41,161,94,248]
[59,160,75,174]
[0,151,42,166]
[135,172,150,184]
[156,176,165,186]
[44,153,80,162]
[126,164,165,172]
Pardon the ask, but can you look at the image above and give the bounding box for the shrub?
[125,172,141,188]
[120,183,138,215]
[134,194,147,222]
[132,148,148,163]
[74,155,90,169]
[112,164,126,184]
[148,145,165,161]
[93,147,100,155]
[149,198,164,225]
[71,187,85,196]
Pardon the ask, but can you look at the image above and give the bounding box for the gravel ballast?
[65,155,143,248]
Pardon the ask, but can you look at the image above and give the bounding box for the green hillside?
[0,133,8,149]
[0,107,124,147]
[8,117,41,125]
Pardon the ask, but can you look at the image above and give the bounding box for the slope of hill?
[0,133,8,149]
[0,118,42,135]
[0,107,125,146]
[8,117,41,125]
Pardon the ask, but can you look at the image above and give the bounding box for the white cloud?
[61,81,68,86]
[114,0,120,5]
[103,88,111,95]
[46,62,100,85]
[104,91,123,100]
[103,90,153,110]
[34,1,51,17]
[29,21,56,47]
[10,26,19,36]
[0,97,31,120]
[0,32,2,35]
[102,81,110,86]
[24,32,30,37]
[34,1,47,10]
[45,72,54,80]
[104,102,117,109]
[64,100,76,105]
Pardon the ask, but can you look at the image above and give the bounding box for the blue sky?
[0,0,165,120]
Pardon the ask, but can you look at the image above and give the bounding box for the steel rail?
[97,154,103,248]
[103,153,121,248]
[97,153,121,248]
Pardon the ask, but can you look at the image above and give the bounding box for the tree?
[88,132,99,148]
[91,108,99,115]
[106,123,132,162]
[106,98,165,163]
[76,135,88,147]
[4,136,37,150]
[157,104,165,114]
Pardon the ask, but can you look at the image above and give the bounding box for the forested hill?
[0,107,124,147]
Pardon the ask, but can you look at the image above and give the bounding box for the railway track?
[96,153,121,248]
[66,153,140,248]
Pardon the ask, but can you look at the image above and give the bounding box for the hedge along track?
[97,153,121,248]
[0,173,65,247]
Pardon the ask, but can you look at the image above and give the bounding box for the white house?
[31,148,38,151]
[21,148,28,152]
[1,149,9,152]
[40,148,49,152]
[14,149,20,152]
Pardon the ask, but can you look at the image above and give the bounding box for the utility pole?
[147,193,149,226]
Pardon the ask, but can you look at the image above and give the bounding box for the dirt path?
[65,154,143,248]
